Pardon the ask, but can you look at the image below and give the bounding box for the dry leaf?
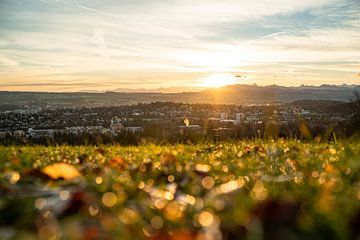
[108,156,127,169]
[160,153,176,165]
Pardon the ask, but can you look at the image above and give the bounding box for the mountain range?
[0,84,359,110]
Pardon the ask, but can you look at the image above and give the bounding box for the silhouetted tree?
[348,90,360,133]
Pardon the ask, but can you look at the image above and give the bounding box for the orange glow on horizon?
[200,73,238,88]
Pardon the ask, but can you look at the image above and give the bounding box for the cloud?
[0,0,359,91]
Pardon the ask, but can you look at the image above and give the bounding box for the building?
[235,113,245,122]
[28,128,54,138]
[179,125,202,131]
[110,116,125,132]
[66,126,85,135]
[178,125,202,135]
[13,130,26,137]
[0,131,11,139]
[124,127,143,133]
[246,115,260,123]
[301,109,311,115]
[212,127,234,139]
[220,112,229,120]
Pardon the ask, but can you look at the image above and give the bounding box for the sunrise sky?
[0,0,359,92]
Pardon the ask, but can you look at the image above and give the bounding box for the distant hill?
[0,84,359,110]
[189,84,359,104]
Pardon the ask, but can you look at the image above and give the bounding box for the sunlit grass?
[0,139,360,239]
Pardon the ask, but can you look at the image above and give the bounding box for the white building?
[110,116,125,132]
[235,113,245,122]
[220,112,229,120]
[66,126,85,135]
[28,128,54,138]
[301,109,311,115]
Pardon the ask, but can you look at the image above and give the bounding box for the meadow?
[1,139,360,240]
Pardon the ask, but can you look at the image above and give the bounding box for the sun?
[201,73,237,88]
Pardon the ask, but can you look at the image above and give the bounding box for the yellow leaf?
[42,163,81,180]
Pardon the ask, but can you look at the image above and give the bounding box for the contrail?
[15,0,24,11]
[261,32,287,39]
[39,0,197,40]
[73,0,197,40]
[77,3,194,39]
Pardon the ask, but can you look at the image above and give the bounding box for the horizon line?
[0,83,359,94]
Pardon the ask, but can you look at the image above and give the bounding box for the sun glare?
[202,73,237,88]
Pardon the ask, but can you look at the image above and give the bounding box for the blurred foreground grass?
[1,139,360,240]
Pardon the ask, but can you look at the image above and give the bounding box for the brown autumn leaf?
[62,190,92,216]
[10,158,20,166]
[42,163,81,180]
[108,156,127,169]
[95,148,105,155]
[83,224,102,240]
[160,153,177,165]
[170,230,197,240]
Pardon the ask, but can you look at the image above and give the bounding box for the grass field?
[1,139,360,240]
